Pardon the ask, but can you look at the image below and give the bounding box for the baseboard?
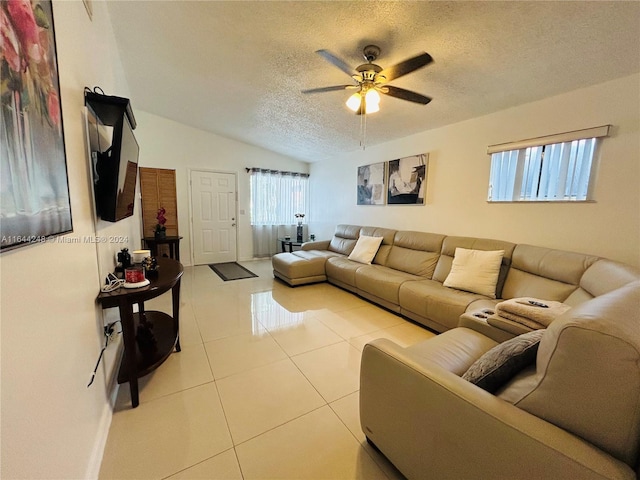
[84,397,114,480]
[84,344,122,479]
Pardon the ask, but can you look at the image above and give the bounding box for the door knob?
[232,223,236,227]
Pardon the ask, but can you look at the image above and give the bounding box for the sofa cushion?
[326,256,364,288]
[444,248,504,298]
[271,252,327,286]
[328,224,361,255]
[355,265,422,305]
[360,226,397,266]
[348,235,384,264]
[433,236,515,298]
[385,231,445,277]
[462,330,544,393]
[564,259,640,305]
[399,279,484,331]
[405,327,498,375]
[291,249,341,260]
[503,281,640,467]
[501,244,599,302]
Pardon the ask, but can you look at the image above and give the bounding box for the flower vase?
[296,223,303,242]
[155,230,166,240]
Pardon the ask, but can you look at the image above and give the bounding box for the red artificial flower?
[156,208,167,225]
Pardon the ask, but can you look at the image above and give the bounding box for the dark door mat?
[209,262,258,281]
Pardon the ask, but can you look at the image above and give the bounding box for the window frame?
[486,125,610,203]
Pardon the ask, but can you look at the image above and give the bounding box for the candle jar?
[125,267,145,284]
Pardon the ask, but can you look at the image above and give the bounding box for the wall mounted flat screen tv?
[85,91,139,222]
[94,115,139,222]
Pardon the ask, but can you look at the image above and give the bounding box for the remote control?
[528,300,548,308]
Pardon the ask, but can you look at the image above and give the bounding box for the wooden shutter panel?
[139,167,178,238]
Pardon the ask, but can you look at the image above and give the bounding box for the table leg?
[119,300,140,408]
[175,242,180,262]
[172,279,181,352]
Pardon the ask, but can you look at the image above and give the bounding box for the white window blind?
[249,169,309,225]
[487,126,609,202]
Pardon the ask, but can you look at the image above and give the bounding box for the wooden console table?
[97,257,183,408]
[143,235,183,261]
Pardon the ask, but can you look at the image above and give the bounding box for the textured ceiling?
[107,1,640,163]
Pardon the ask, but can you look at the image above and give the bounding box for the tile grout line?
[231,403,329,449]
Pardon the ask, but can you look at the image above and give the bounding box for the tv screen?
[94,114,139,222]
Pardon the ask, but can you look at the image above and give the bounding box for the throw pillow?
[443,248,505,298]
[348,235,384,264]
[462,329,544,393]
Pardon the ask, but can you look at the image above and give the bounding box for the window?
[249,168,309,225]
[487,125,610,202]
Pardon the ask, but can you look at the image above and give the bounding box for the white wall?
[134,111,309,264]
[0,1,138,478]
[309,74,640,268]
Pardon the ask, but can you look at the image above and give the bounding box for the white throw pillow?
[348,235,384,264]
[443,248,505,298]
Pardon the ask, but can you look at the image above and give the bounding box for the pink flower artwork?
[1,0,72,251]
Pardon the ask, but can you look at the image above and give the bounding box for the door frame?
[187,168,239,266]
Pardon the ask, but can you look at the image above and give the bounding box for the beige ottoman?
[272,252,327,286]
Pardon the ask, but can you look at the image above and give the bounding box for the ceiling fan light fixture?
[346,88,381,114]
[346,92,362,112]
[364,98,379,114]
[365,88,381,106]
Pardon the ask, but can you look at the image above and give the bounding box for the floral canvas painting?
[1,0,72,251]
[387,153,428,205]
[357,162,385,205]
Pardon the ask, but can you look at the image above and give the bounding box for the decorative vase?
[155,230,166,240]
[296,223,303,242]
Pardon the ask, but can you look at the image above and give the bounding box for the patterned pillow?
[462,330,545,393]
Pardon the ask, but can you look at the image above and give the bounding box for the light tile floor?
[99,259,436,479]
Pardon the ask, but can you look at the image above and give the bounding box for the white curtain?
[252,225,281,258]
[249,169,309,257]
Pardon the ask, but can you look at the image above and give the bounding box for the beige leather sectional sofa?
[272,224,640,479]
[272,224,638,340]
[360,280,640,479]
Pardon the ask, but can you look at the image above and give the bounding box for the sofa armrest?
[360,338,634,480]
[301,240,331,251]
[458,313,519,343]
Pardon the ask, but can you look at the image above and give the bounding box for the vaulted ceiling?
[107,1,640,163]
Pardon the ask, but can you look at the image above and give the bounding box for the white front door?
[190,170,237,265]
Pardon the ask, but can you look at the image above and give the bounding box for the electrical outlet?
[103,322,119,346]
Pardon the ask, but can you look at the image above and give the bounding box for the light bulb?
[365,101,379,114]
[346,93,362,112]
[365,89,381,105]
[363,89,380,114]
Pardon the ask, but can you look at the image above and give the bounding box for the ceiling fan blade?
[378,52,433,83]
[301,85,355,94]
[381,85,432,105]
[316,49,355,78]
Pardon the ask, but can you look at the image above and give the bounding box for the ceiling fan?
[302,45,433,115]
